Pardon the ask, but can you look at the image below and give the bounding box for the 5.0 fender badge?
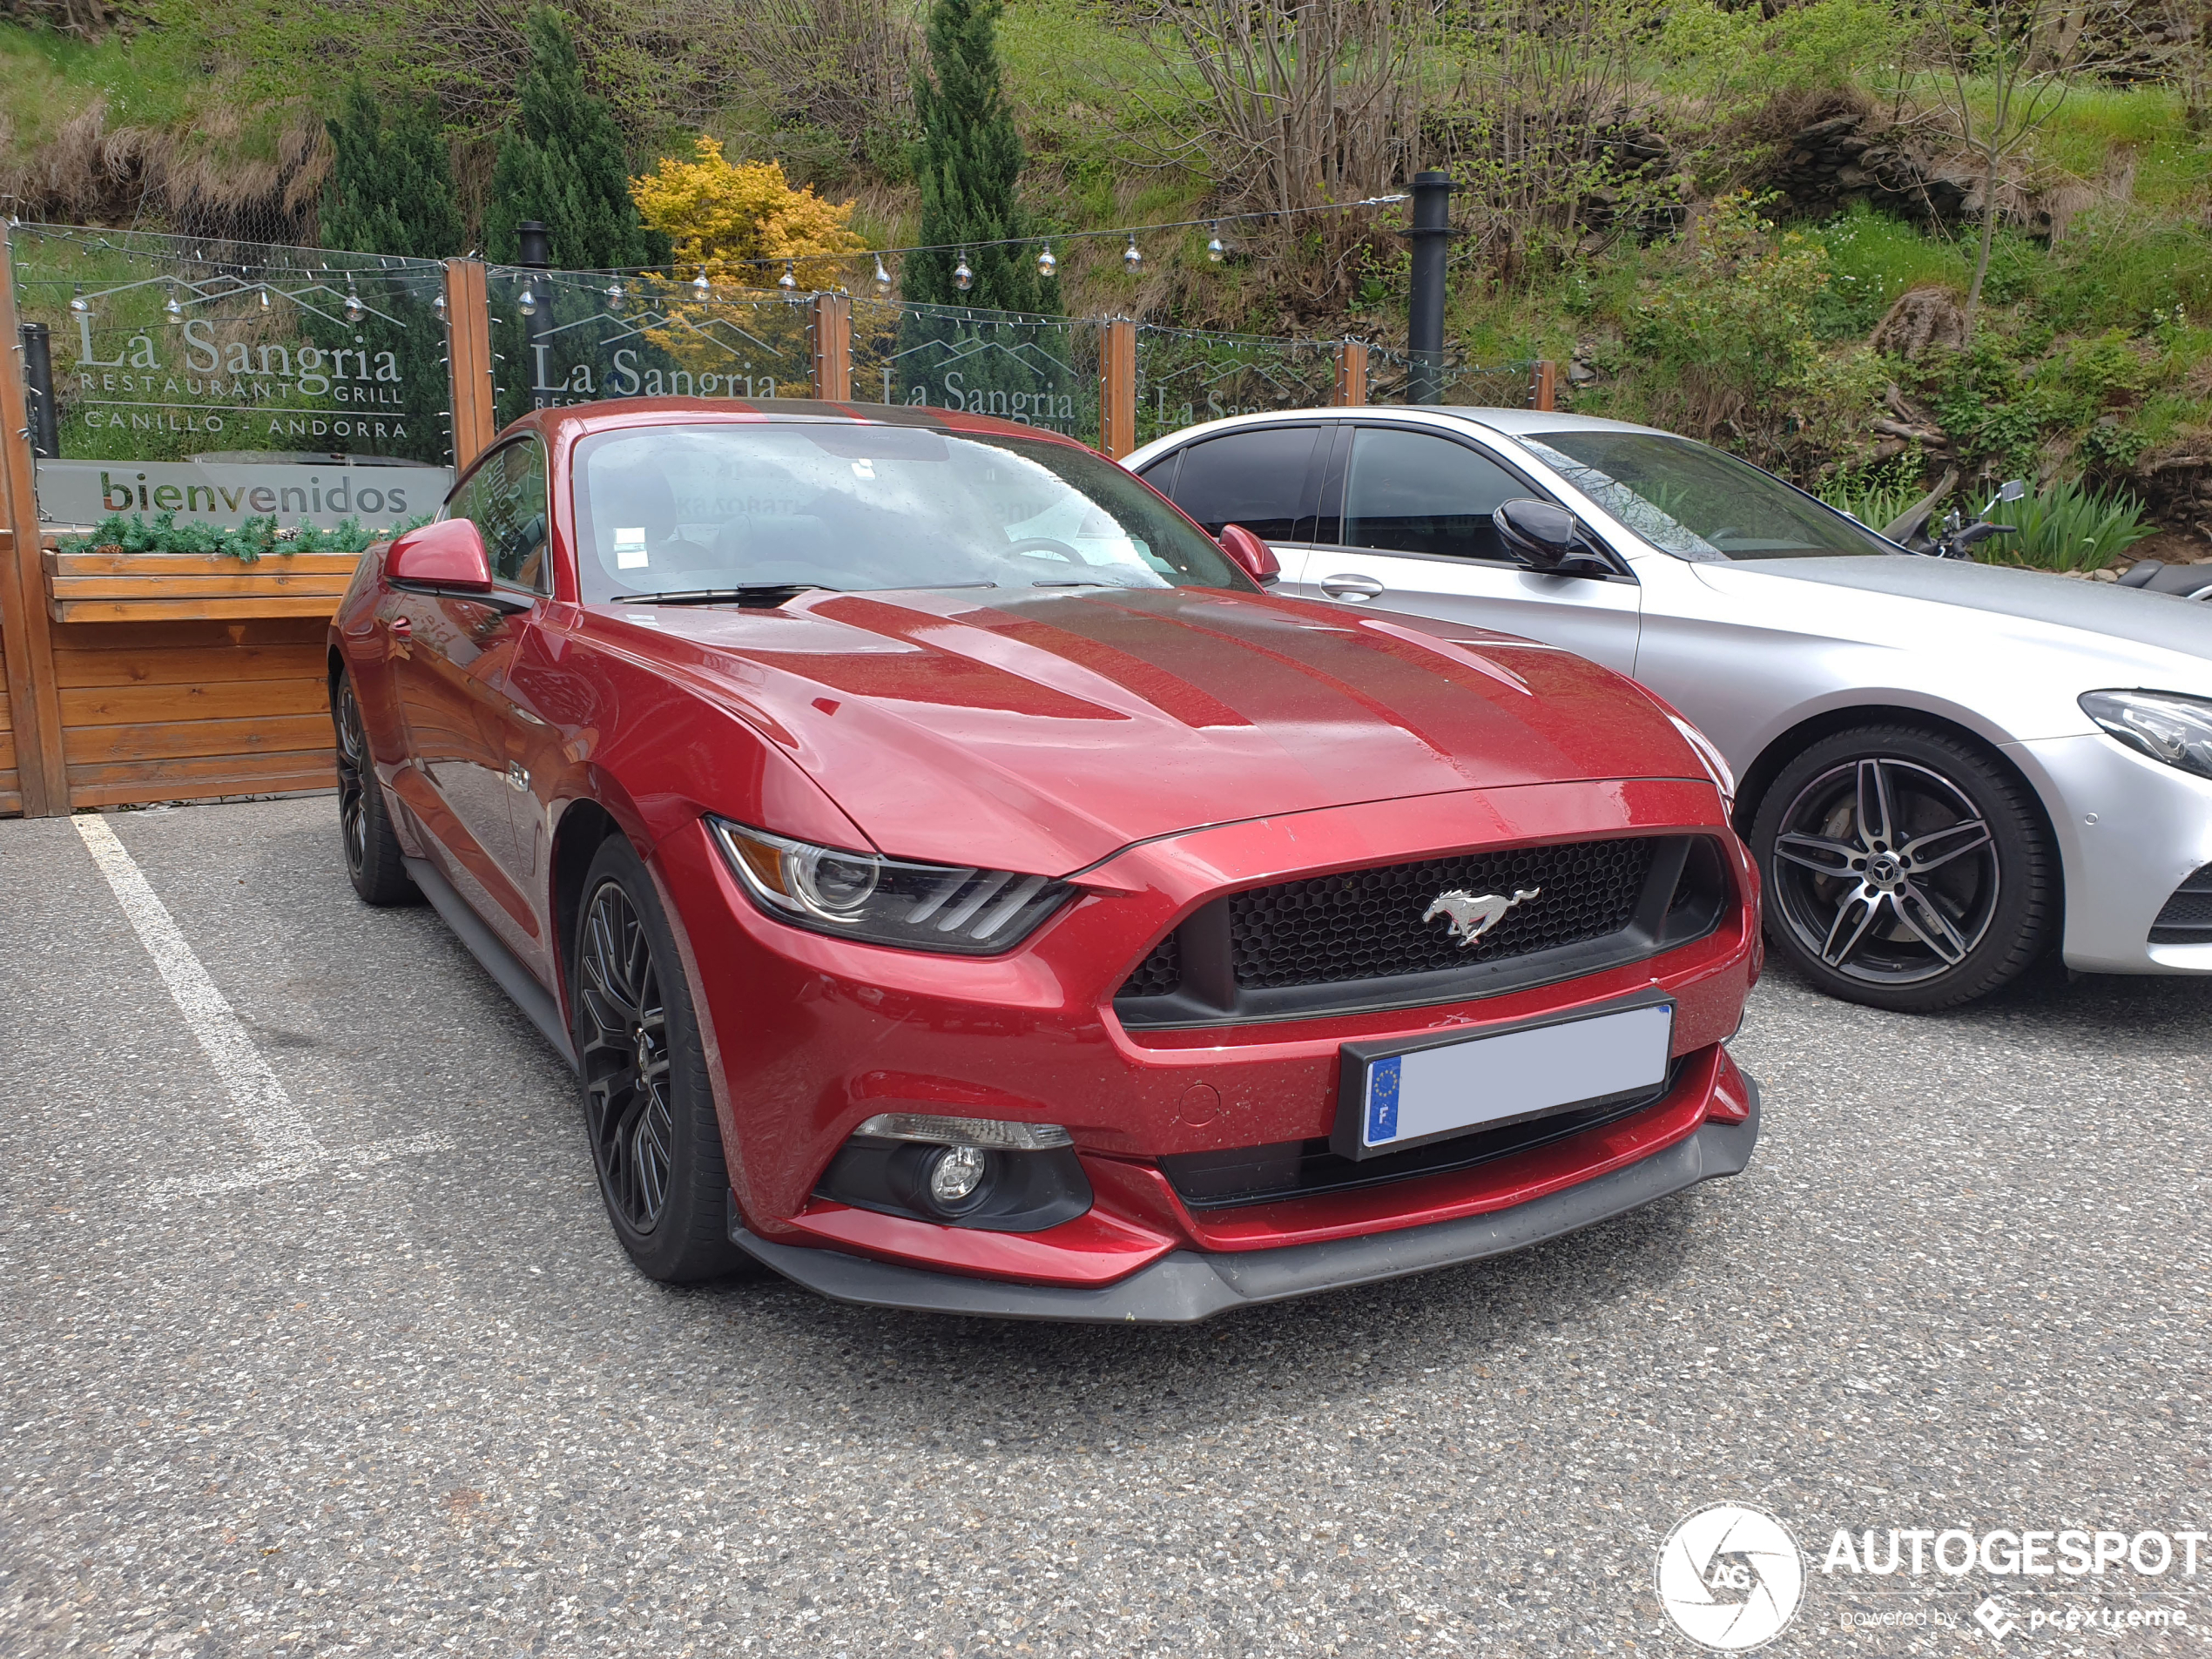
[1423,887,1539,947]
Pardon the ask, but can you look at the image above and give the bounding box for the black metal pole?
[1402,172,1455,405]
[516,220,556,411]
[20,321,58,459]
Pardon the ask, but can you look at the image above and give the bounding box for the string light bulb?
[604,280,626,313]
[953,252,974,292]
[432,292,447,318]
[68,287,88,314]
[693,267,712,295]
[516,285,537,316]
[1207,225,1227,263]
[164,290,184,319]
[260,286,273,310]
[1123,236,1143,273]
[1035,244,1057,280]
[872,256,893,294]
[778,260,798,292]
[343,284,365,323]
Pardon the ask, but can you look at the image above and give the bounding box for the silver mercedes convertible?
[1125,408,2212,1011]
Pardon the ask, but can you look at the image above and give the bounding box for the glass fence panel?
[8,221,454,529]
[1135,327,1339,445]
[485,268,814,430]
[1367,349,1536,410]
[850,300,1100,448]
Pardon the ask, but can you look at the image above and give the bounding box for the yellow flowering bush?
[631,136,867,290]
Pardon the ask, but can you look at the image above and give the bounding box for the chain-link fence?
[9,221,455,528]
[1134,326,1339,448]
[849,300,1101,448]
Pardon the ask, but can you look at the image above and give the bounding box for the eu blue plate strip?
[1366,1055,1402,1145]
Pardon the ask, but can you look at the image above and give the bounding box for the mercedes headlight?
[2080,691,2212,782]
[710,819,1076,953]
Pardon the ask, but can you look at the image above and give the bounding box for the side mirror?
[1217,523,1281,587]
[1997,478,2027,503]
[388,518,494,591]
[1495,498,1603,575]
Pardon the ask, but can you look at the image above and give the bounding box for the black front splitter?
[728,1082,1759,1324]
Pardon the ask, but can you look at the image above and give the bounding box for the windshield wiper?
[612,584,833,607]
[1032,577,1139,589]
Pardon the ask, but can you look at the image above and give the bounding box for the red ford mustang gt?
[330,398,1762,1321]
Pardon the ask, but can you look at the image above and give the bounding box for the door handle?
[1319,574,1386,601]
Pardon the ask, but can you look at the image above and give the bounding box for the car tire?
[334,671,419,907]
[571,834,749,1283]
[1750,724,2054,1012]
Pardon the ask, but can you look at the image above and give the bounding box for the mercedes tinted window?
[1340,427,1530,563]
[1167,428,1318,540]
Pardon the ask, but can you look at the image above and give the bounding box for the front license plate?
[1332,997,1675,1161]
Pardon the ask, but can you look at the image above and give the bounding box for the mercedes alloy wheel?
[1750,725,2054,1011]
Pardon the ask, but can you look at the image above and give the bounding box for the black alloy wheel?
[1750,724,2054,1011]
[571,835,747,1282]
[333,672,416,906]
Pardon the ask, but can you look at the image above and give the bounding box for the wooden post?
[444,259,497,472]
[0,230,68,815]
[1098,317,1137,459]
[1333,341,1369,407]
[811,293,852,402]
[1532,360,1558,412]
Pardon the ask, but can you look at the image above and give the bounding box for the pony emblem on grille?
[1423,887,1540,947]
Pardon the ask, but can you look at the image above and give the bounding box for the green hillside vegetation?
[3,0,2209,553]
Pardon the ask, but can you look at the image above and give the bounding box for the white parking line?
[74,813,449,1199]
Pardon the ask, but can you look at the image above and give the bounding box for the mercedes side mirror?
[1997,478,2027,503]
[388,518,495,590]
[1495,498,1606,577]
[1218,523,1281,587]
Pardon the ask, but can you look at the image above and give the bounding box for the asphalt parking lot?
[3,795,2209,1658]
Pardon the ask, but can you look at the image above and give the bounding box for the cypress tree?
[907,0,1044,314]
[484,8,666,269]
[320,80,464,260]
[315,81,462,467]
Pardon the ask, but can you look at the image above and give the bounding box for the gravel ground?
[1,795,2207,1658]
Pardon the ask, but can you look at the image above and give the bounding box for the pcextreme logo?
[1656,1503,1807,1651]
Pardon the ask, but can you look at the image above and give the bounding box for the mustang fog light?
[711,819,1076,954]
[2080,690,2212,782]
[926,1144,990,1211]
[814,1112,1092,1232]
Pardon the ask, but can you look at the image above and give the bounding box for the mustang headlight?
[710,819,1076,953]
[2080,691,2212,782]
[1668,713,1736,810]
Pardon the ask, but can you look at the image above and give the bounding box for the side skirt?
[403,854,579,1072]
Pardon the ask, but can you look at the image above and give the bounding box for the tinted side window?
[1168,428,1318,540]
[1341,427,1531,562]
[442,440,550,590]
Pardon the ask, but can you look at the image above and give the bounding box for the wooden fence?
[0,250,1556,819]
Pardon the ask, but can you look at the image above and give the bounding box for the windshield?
[1521,430,1894,561]
[570,421,1249,602]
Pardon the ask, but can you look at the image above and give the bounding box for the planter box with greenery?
[42,512,424,624]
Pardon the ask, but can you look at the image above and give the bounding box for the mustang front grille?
[1116,833,1729,1026]
[1228,838,1655,989]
